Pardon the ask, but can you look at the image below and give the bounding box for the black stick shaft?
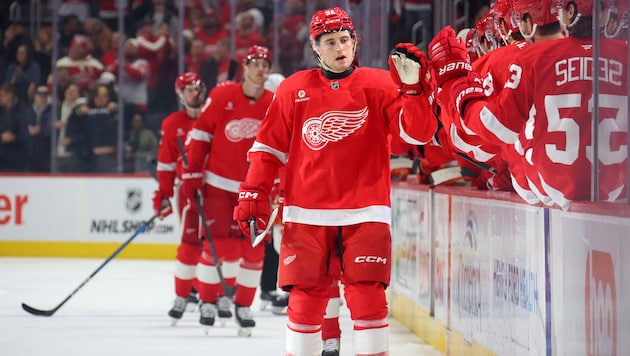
[176,137,235,297]
[22,216,157,316]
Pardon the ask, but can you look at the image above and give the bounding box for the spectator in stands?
[58,14,83,56]
[25,86,53,172]
[125,112,158,173]
[277,0,307,76]
[100,31,119,69]
[185,38,207,75]
[56,34,104,94]
[32,25,53,83]
[234,8,268,62]
[0,21,28,85]
[81,84,118,173]
[58,0,91,22]
[0,83,27,171]
[197,37,241,90]
[134,17,172,113]
[194,8,229,57]
[56,82,89,173]
[102,38,150,114]
[88,19,114,63]
[4,42,42,105]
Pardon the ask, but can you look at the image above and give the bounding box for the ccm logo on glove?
[354,255,388,264]
[438,61,471,77]
[239,191,259,199]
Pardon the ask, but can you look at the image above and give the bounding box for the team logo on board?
[585,249,617,356]
[301,107,368,150]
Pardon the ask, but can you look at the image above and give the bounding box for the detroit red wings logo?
[225,118,261,142]
[301,107,368,150]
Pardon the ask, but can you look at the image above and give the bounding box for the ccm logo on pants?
[354,256,387,264]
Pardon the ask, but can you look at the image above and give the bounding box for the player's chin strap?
[559,8,582,29]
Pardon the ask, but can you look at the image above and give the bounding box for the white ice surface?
[1,257,441,356]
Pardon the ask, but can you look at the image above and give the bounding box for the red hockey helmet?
[494,0,520,39]
[511,0,563,28]
[456,28,480,63]
[474,12,500,53]
[309,7,355,42]
[175,72,203,93]
[175,72,206,110]
[243,45,272,65]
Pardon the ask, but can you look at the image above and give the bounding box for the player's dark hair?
[511,31,525,42]
[566,16,593,38]
[536,21,562,37]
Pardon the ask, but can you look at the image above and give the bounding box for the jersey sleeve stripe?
[189,128,213,142]
[156,162,176,171]
[479,106,518,144]
[249,141,288,165]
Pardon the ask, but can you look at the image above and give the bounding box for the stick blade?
[22,302,56,317]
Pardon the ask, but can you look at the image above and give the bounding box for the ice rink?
[1,257,441,356]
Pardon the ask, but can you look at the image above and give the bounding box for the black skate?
[235,304,255,337]
[260,290,289,315]
[199,302,217,334]
[216,295,232,326]
[168,296,187,326]
[186,289,199,311]
[321,338,340,356]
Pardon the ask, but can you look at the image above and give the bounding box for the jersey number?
[544,93,627,165]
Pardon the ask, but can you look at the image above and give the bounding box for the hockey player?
[181,45,275,336]
[233,7,436,356]
[153,72,208,323]
[430,0,628,210]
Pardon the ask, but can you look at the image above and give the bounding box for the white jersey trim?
[189,128,213,142]
[449,123,495,162]
[398,110,430,145]
[249,141,288,164]
[283,205,391,226]
[157,161,176,171]
[204,171,240,193]
[480,106,518,144]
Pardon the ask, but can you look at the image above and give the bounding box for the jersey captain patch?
[301,107,368,150]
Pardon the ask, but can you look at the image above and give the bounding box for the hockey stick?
[176,138,236,297]
[250,207,279,247]
[22,216,157,317]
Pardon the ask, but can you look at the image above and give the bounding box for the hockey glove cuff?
[233,184,270,238]
[152,190,173,220]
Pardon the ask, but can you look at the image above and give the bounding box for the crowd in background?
[0,0,491,174]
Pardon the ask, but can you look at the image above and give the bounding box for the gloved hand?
[450,72,485,116]
[152,190,173,220]
[389,43,431,95]
[180,171,204,209]
[428,26,471,88]
[233,184,270,238]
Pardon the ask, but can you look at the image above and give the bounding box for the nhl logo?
[126,188,142,213]
[331,81,339,90]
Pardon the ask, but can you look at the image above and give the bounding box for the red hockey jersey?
[464,37,628,209]
[187,82,274,193]
[156,110,197,196]
[246,67,436,226]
